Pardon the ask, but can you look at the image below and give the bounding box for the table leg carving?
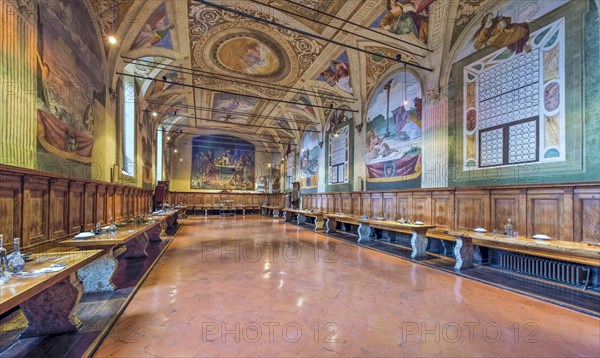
[273,209,280,218]
[297,214,306,224]
[165,216,175,229]
[314,217,324,231]
[77,253,117,293]
[454,237,474,271]
[325,218,337,233]
[358,223,371,243]
[410,230,429,259]
[146,224,163,242]
[20,274,82,337]
[125,234,148,259]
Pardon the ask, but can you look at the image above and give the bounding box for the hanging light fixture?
[403,63,408,107]
[108,0,117,45]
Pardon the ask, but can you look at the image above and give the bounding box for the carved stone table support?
[410,229,429,259]
[273,209,280,218]
[282,210,293,222]
[297,213,307,224]
[358,222,372,243]
[77,253,117,293]
[379,230,391,242]
[314,217,324,231]
[325,217,337,233]
[454,236,474,271]
[165,215,175,229]
[146,224,163,242]
[19,274,82,337]
[125,234,148,259]
[158,220,168,236]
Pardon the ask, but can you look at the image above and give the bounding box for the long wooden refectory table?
[281,208,325,231]
[438,228,600,270]
[58,219,165,293]
[0,249,103,337]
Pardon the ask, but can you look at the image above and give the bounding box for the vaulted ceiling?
[92,0,482,153]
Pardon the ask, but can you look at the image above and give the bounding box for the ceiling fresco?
[102,0,477,146]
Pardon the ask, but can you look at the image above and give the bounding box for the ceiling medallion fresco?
[188,3,321,87]
[212,32,289,80]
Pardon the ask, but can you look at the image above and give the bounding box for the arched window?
[122,77,136,176]
[155,130,163,182]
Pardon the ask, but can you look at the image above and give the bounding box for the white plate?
[532,234,551,240]
[474,228,487,233]
[414,221,424,225]
[74,232,95,239]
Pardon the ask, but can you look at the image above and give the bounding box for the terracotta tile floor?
[94,216,600,357]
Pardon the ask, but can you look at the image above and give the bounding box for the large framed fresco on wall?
[463,18,565,169]
[366,71,422,186]
[299,129,319,189]
[36,0,105,163]
[190,135,255,190]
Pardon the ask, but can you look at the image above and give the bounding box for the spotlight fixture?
[152,111,158,117]
[174,149,178,153]
[108,35,117,45]
[167,136,171,140]
[179,158,183,162]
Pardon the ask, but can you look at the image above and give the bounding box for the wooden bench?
[0,249,103,337]
[261,205,282,218]
[281,209,325,231]
[357,218,437,259]
[58,220,163,293]
[323,213,360,234]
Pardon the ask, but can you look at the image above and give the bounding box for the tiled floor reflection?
[95,216,600,357]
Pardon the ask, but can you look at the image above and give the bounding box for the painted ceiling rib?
[192,0,433,72]
[151,110,320,133]
[281,0,433,53]
[149,101,316,124]
[248,0,426,58]
[118,72,359,112]
[121,56,354,103]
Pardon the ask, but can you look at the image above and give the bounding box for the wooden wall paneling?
[490,189,526,234]
[573,186,600,243]
[360,193,371,216]
[106,186,115,221]
[383,193,396,220]
[115,187,124,220]
[22,176,49,247]
[96,185,107,225]
[351,193,360,215]
[49,179,69,241]
[396,192,413,221]
[68,181,84,234]
[454,189,490,230]
[370,192,383,218]
[431,190,454,229]
[412,192,431,224]
[341,193,351,214]
[326,194,334,213]
[526,188,566,240]
[333,194,341,213]
[83,183,97,230]
[0,174,23,247]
